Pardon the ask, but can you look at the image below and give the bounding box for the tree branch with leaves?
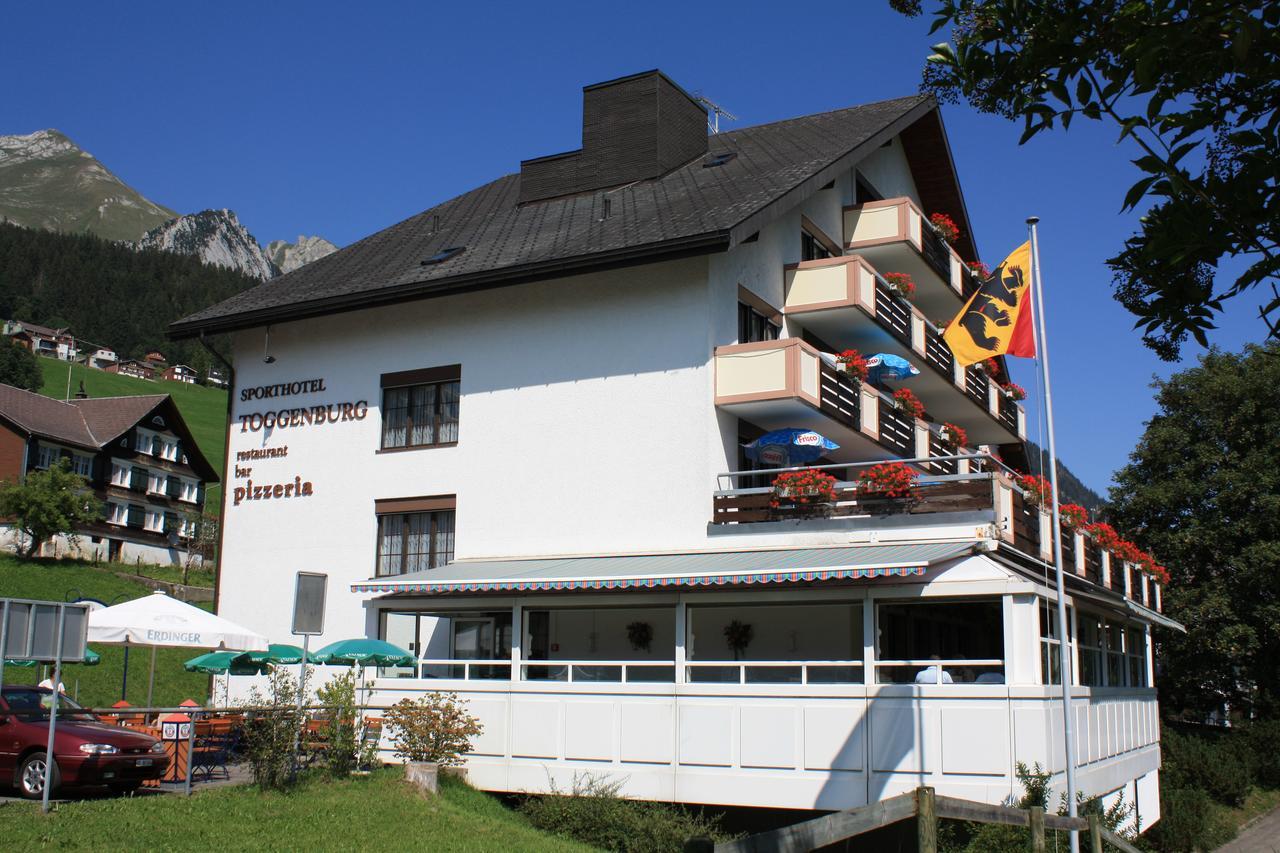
[0,458,102,558]
[891,0,1280,359]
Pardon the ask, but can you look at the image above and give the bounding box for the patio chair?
[191,729,233,781]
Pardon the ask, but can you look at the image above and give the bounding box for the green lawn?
[0,769,595,852]
[0,555,212,707]
[37,357,228,502]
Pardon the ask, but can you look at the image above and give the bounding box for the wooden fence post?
[1088,815,1103,852]
[1028,806,1046,853]
[917,786,937,853]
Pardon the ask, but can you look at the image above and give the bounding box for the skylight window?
[703,152,737,168]
[421,247,464,266]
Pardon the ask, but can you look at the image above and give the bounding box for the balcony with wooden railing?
[841,197,980,317]
[782,256,1025,445]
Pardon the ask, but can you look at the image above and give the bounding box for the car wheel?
[18,752,59,800]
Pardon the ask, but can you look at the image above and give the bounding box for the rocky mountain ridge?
[0,129,337,279]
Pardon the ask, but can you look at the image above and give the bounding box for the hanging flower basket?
[883,272,916,299]
[1059,503,1089,530]
[1018,473,1052,507]
[978,357,1001,381]
[1083,522,1122,550]
[835,349,869,382]
[940,422,967,449]
[770,469,837,506]
[967,260,991,280]
[892,388,925,419]
[929,212,960,244]
[1002,383,1027,401]
[857,462,918,499]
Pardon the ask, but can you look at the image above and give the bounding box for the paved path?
[1218,806,1280,853]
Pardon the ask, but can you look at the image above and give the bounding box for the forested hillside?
[0,221,254,370]
[1024,440,1106,511]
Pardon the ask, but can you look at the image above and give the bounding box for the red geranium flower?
[929,212,960,244]
[883,272,916,299]
[857,462,918,498]
[892,388,925,419]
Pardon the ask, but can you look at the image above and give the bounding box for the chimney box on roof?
[519,70,709,204]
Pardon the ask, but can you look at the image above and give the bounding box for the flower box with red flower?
[856,463,918,501]
[940,422,967,449]
[892,388,925,419]
[835,349,869,382]
[882,272,916,299]
[1059,503,1089,530]
[1083,522,1122,551]
[929,212,960,244]
[967,260,991,280]
[977,358,1001,380]
[1017,474,1052,507]
[1002,383,1027,402]
[770,469,837,515]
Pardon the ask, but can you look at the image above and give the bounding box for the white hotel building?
[171,71,1174,828]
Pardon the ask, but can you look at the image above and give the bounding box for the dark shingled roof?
[171,93,941,337]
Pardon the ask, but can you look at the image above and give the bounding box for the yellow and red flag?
[942,241,1037,366]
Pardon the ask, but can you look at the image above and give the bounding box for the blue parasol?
[743,429,840,467]
[866,353,920,384]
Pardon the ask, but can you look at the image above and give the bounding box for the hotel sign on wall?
[231,377,367,508]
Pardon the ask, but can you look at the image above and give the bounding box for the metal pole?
[0,601,10,694]
[41,605,66,814]
[1027,216,1080,853]
[120,645,130,701]
[291,634,310,776]
[146,646,157,709]
[183,709,197,796]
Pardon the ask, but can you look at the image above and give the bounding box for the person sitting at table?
[914,655,953,684]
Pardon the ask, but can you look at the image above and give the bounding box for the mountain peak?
[266,234,338,274]
[136,209,278,281]
[0,128,176,242]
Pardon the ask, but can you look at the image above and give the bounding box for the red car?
[0,685,170,798]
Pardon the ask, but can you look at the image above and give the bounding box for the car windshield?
[1,687,98,722]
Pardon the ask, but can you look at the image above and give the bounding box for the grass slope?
[0,556,211,707]
[37,356,227,500]
[0,770,594,852]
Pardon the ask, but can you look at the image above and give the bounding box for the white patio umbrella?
[88,591,270,707]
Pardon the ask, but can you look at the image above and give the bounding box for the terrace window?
[380,366,461,450]
[686,602,863,684]
[379,609,512,679]
[34,445,58,470]
[523,606,676,683]
[1038,600,1074,686]
[801,228,832,262]
[375,497,456,577]
[875,598,1004,684]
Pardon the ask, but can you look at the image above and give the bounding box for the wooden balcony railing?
[964,365,990,411]
[817,362,860,430]
[919,224,952,283]
[1083,540,1103,585]
[922,322,954,377]
[1009,489,1042,556]
[712,471,995,525]
[878,405,915,457]
[873,279,913,346]
[997,391,1020,434]
[926,433,958,475]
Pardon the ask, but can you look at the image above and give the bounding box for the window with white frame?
[159,439,178,462]
[1078,611,1149,688]
[110,462,130,487]
[685,602,863,685]
[1038,600,1074,686]
[134,429,152,454]
[1126,626,1148,687]
[106,502,126,525]
[148,471,167,495]
[70,452,92,478]
[35,444,59,469]
[181,480,198,502]
[144,509,164,532]
[876,598,1005,684]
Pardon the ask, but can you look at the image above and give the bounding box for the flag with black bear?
[942,241,1036,366]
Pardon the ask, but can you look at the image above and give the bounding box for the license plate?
[136,758,153,767]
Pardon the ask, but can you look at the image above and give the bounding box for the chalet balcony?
[714,338,973,464]
[783,256,1025,445]
[842,197,978,318]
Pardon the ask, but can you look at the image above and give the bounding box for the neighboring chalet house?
[171,72,1174,831]
[0,383,217,564]
[162,364,197,384]
[143,351,167,370]
[205,368,227,389]
[4,321,77,361]
[84,347,119,370]
[107,359,154,381]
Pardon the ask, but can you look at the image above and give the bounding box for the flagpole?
[1027,216,1080,852]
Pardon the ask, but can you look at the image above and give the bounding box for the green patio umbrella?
[243,644,307,665]
[311,639,414,667]
[183,650,269,676]
[4,648,101,668]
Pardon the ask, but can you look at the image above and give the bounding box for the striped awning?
[351,541,977,595]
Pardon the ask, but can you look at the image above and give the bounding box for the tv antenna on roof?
[694,95,738,135]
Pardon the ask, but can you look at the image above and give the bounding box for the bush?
[1243,719,1280,788]
[1145,787,1234,852]
[243,668,303,791]
[519,775,735,853]
[315,670,358,778]
[1161,727,1254,807]
[384,692,481,766]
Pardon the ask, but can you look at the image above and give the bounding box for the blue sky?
[2,1,1262,492]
